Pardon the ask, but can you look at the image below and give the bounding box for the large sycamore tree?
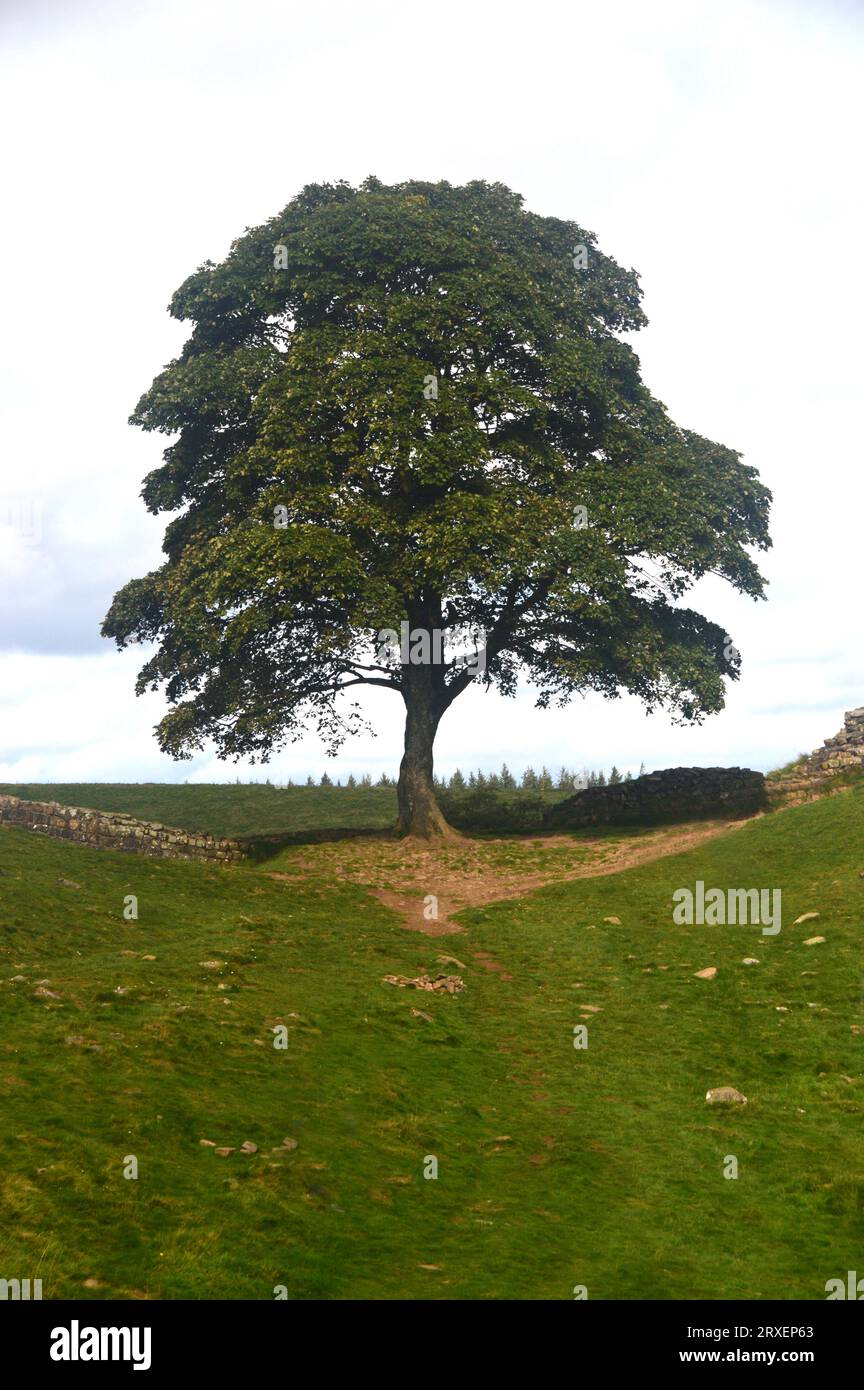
[103,177,771,838]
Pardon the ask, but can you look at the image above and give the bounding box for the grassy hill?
[0,781,571,842]
[0,785,862,1299]
[0,782,398,840]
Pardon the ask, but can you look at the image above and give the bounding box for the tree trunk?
[395,670,458,839]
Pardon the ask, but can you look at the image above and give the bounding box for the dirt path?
[266,815,752,938]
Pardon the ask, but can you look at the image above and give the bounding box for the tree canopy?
[103,176,771,835]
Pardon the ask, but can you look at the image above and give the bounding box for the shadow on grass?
[237,817,661,865]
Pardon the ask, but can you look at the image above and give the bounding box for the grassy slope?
[0,782,571,842]
[1,787,862,1300]
[452,791,864,1299]
[0,783,398,839]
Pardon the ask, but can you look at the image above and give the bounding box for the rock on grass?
[705,1086,748,1105]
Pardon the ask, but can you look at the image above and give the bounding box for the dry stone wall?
[768,707,864,806]
[0,794,243,863]
[804,706,864,777]
[544,766,767,830]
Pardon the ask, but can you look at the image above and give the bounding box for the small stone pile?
[383,973,466,994]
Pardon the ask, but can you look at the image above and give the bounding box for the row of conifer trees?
[271,763,648,790]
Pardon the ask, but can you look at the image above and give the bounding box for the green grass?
[0,783,398,840]
[452,790,864,1298]
[1,786,862,1299]
[0,781,574,843]
[766,755,810,781]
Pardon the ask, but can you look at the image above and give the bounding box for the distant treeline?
[239,763,648,791]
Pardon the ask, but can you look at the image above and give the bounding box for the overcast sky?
[1,0,862,785]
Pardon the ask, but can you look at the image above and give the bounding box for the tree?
[320,771,332,787]
[639,762,647,777]
[597,770,607,787]
[347,773,357,787]
[450,768,466,791]
[102,177,771,838]
[522,767,539,791]
[609,765,622,784]
[499,762,516,790]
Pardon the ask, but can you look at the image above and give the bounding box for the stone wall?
[766,706,864,806]
[0,794,243,863]
[544,766,767,831]
[803,706,864,777]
